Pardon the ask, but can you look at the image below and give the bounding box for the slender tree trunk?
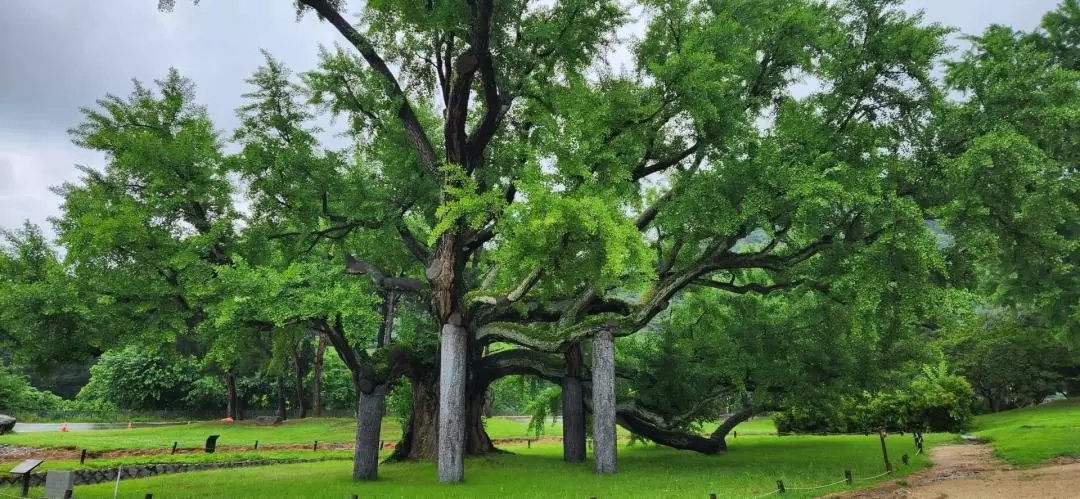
[562,342,586,462]
[276,375,287,421]
[225,373,239,420]
[312,334,326,417]
[389,374,440,461]
[292,346,307,419]
[592,330,617,474]
[353,383,388,480]
[438,323,467,483]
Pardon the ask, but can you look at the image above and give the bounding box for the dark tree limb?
[692,278,803,295]
[345,255,426,293]
[467,0,508,157]
[298,0,440,174]
[632,143,700,180]
[397,224,431,264]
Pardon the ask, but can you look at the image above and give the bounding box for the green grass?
[28,449,376,472]
[0,417,566,454]
[32,435,929,499]
[972,397,1080,466]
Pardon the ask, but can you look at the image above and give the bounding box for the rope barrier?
[855,470,893,481]
[743,466,896,496]
[785,477,849,491]
[748,488,781,499]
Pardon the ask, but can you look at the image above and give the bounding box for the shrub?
[776,361,976,434]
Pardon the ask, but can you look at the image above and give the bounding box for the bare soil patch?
[830,443,1080,499]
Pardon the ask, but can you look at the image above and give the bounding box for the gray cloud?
[0,0,1063,239]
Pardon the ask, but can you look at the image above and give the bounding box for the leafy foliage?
[774,360,977,434]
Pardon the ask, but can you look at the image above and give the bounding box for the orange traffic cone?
[127,422,133,429]
[60,423,68,432]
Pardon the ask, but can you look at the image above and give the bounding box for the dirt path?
[832,442,1080,499]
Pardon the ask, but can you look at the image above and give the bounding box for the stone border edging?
[0,456,346,488]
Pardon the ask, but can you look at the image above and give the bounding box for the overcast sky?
[0,0,1061,239]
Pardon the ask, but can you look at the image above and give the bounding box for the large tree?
[158,0,957,482]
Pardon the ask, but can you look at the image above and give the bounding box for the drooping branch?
[475,317,617,353]
[298,0,439,174]
[474,348,565,386]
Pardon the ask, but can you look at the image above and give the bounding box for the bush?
[0,365,108,414]
[775,361,976,434]
[77,346,207,411]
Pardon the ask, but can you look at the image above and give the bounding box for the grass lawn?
[971,397,1080,466]
[0,416,571,453]
[34,435,929,499]
[1,415,770,454]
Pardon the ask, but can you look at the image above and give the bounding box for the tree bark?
[438,323,467,483]
[276,375,287,421]
[353,383,388,480]
[466,382,500,455]
[291,345,307,419]
[225,373,239,420]
[312,333,326,417]
[562,342,586,462]
[709,406,756,450]
[390,374,440,461]
[592,330,617,474]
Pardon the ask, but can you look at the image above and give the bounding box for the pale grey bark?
[592,329,617,474]
[353,383,387,481]
[438,324,467,483]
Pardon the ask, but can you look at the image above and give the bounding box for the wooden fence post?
[171,442,178,455]
[879,428,892,472]
[80,449,87,464]
[844,470,853,485]
[254,440,259,450]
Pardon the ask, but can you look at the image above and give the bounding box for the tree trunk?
[389,374,440,461]
[225,373,239,420]
[276,375,287,421]
[709,406,756,450]
[562,342,586,463]
[390,368,500,462]
[483,387,494,418]
[312,333,326,417]
[592,330,617,474]
[353,383,388,480]
[291,346,307,419]
[438,323,467,483]
[466,382,500,455]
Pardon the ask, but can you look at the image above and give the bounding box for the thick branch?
[467,0,507,156]
[632,143,700,180]
[692,278,803,295]
[397,224,431,264]
[345,255,426,293]
[299,0,439,174]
